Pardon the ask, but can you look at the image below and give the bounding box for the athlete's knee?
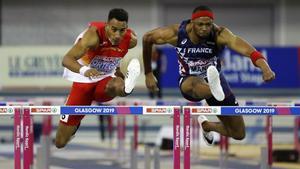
[230,127,246,140]
[105,78,125,95]
[55,135,69,149]
[55,129,72,149]
[181,83,193,94]
[105,78,124,91]
[114,79,125,93]
[105,83,115,94]
[232,131,246,140]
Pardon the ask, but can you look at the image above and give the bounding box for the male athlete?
[143,6,275,144]
[55,8,140,148]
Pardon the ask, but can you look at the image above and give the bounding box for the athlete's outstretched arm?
[217,28,275,82]
[142,25,178,92]
[143,25,178,74]
[62,26,99,75]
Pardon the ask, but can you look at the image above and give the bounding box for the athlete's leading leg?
[55,82,95,148]
[55,122,80,149]
[180,75,219,145]
[200,95,246,140]
[199,74,246,140]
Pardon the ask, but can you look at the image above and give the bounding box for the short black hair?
[192,5,213,14]
[108,8,128,22]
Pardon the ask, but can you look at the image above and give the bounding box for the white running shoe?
[198,115,214,145]
[207,66,225,101]
[125,58,141,94]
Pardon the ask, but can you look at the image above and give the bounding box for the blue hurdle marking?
[19,106,179,115]
[185,106,300,115]
[61,106,179,115]
[0,106,300,115]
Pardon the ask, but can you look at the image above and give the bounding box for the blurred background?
[0,0,300,169]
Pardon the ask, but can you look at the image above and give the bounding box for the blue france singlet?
[176,20,224,77]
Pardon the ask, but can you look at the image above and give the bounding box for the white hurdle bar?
[1,105,300,169]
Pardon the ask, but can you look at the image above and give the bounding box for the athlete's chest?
[176,38,217,59]
[92,40,128,58]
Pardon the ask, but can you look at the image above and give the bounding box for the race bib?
[90,56,121,74]
[188,57,217,76]
[60,115,69,123]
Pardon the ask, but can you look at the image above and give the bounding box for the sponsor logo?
[31,107,57,114]
[206,41,215,45]
[0,108,7,113]
[0,107,14,114]
[146,107,173,114]
[191,107,219,114]
[192,108,213,113]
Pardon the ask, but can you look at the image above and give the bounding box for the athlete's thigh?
[60,82,95,126]
[181,76,210,99]
[180,76,207,94]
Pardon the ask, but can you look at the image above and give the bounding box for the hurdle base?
[273,149,299,162]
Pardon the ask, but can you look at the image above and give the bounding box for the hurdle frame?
[2,105,300,169]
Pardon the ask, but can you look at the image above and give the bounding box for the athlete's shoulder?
[155,24,179,37]
[169,24,180,32]
[215,24,236,45]
[79,26,99,48]
[214,24,231,36]
[89,21,106,28]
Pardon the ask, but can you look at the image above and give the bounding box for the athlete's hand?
[256,59,275,82]
[115,68,125,79]
[261,67,275,82]
[84,68,103,79]
[145,72,159,93]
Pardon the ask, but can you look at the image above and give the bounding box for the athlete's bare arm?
[143,24,179,74]
[142,24,179,92]
[62,26,100,77]
[217,27,275,82]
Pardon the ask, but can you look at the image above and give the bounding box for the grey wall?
[2,0,156,45]
[285,0,300,45]
[163,4,274,45]
[1,0,299,46]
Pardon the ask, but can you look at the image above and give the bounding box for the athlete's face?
[191,17,213,38]
[106,18,128,45]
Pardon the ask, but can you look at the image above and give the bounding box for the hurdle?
[184,105,300,169]
[0,106,33,169]
[36,115,52,169]
[0,102,34,169]
[2,105,300,169]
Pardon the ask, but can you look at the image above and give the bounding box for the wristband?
[250,51,265,66]
[79,66,90,76]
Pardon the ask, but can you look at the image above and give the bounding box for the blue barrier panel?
[60,106,144,115]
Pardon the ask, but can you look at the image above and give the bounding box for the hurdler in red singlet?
[55,8,140,149]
